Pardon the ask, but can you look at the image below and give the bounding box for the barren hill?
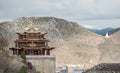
[99,30,120,63]
[0,51,23,73]
[0,17,105,69]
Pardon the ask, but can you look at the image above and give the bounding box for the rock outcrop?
[83,63,120,73]
[99,30,120,63]
[0,51,23,73]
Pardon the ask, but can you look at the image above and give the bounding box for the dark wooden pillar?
[46,49,50,55]
[35,50,37,55]
[42,49,45,55]
[25,50,28,55]
[38,50,41,55]
[36,50,39,55]
[27,50,29,55]
[25,50,27,55]
[19,50,22,55]
[34,50,36,55]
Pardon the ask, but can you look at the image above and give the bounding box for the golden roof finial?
[29,22,34,33]
[24,18,38,33]
[25,21,37,33]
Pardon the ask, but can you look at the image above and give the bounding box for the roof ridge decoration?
[25,20,38,33]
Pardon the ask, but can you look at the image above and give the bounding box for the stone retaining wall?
[26,55,56,73]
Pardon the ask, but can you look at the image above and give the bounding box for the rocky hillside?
[0,51,23,73]
[0,17,105,69]
[99,30,120,63]
[83,63,120,73]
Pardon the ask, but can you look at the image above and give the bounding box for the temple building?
[9,23,54,55]
[9,22,56,73]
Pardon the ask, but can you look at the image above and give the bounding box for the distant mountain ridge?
[108,28,120,35]
[89,27,114,36]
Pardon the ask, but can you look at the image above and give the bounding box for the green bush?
[20,53,26,61]
[18,66,27,73]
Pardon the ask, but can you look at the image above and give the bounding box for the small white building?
[105,32,110,38]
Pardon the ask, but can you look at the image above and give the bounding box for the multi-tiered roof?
[9,23,54,55]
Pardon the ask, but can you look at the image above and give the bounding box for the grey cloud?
[0,0,120,19]
[0,0,120,28]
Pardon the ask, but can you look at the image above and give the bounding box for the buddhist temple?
[9,22,54,55]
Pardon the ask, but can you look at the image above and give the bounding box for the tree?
[20,53,27,62]
[18,66,28,73]
[0,35,8,52]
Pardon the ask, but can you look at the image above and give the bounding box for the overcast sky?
[0,0,120,29]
